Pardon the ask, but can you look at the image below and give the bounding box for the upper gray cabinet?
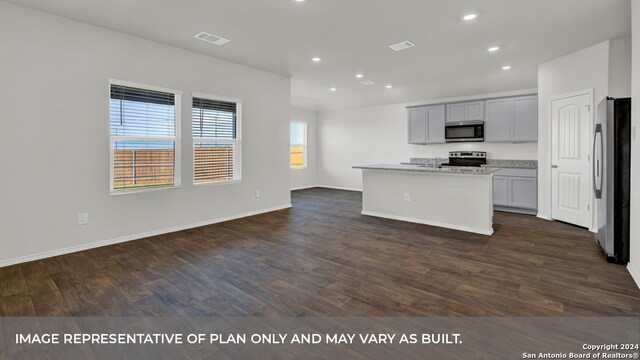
[511,96,538,142]
[408,107,427,144]
[426,106,445,143]
[446,101,485,123]
[485,98,511,141]
[407,105,445,144]
[485,95,538,143]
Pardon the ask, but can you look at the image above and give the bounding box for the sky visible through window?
[110,99,175,149]
[290,122,305,145]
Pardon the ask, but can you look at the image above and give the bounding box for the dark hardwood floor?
[1,188,639,316]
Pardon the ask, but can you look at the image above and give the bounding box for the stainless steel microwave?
[445,121,484,142]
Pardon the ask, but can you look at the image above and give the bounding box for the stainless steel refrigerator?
[593,97,631,264]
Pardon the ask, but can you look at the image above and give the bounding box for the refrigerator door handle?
[593,124,603,199]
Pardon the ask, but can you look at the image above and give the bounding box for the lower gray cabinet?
[493,176,508,206]
[493,168,537,212]
[509,177,537,209]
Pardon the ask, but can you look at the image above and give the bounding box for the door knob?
[551,164,558,168]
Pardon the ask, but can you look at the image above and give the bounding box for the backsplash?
[409,158,446,166]
[410,158,538,169]
[485,159,538,169]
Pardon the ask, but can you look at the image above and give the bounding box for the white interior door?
[551,93,592,228]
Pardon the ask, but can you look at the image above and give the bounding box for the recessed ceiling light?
[355,74,364,78]
[462,13,477,21]
[386,85,393,89]
[488,46,500,52]
[502,65,512,70]
[330,87,337,92]
[311,57,321,62]
[295,0,305,2]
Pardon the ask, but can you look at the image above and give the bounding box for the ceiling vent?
[389,41,415,51]
[194,32,230,45]
[360,80,376,86]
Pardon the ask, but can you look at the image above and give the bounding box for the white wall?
[317,90,538,191]
[290,108,317,190]
[629,1,640,287]
[0,3,291,266]
[537,41,611,222]
[609,36,632,98]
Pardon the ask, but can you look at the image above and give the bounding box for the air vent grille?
[389,41,415,51]
[360,80,376,86]
[194,32,230,46]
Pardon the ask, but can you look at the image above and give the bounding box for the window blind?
[192,97,236,139]
[110,85,176,137]
[109,84,178,192]
[192,97,239,184]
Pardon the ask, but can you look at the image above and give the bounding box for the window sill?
[193,179,242,188]
[110,185,180,196]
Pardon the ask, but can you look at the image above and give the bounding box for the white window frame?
[109,79,182,195]
[290,121,308,170]
[192,92,242,186]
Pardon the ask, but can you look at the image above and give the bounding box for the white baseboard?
[361,210,493,236]
[628,262,640,290]
[0,204,292,268]
[536,213,552,221]
[290,185,318,191]
[317,185,362,192]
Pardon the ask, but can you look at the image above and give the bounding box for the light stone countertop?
[353,164,500,175]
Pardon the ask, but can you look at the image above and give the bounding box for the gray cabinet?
[485,98,511,142]
[426,105,445,143]
[446,103,465,123]
[485,96,538,142]
[493,168,537,212]
[407,105,445,144]
[465,101,485,121]
[408,107,427,144]
[446,101,485,123]
[509,177,537,209]
[493,176,508,206]
[407,94,536,145]
[511,96,538,142]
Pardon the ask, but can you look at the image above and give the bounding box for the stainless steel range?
[439,151,486,167]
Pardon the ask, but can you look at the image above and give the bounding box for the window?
[192,94,241,184]
[109,81,181,193]
[290,121,307,169]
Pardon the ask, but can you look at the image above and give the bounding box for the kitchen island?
[352,164,499,235]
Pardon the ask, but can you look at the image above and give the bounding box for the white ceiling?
[7,0,631,111]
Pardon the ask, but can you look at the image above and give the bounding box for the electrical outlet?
[255,190,260,198]
[633,125,637,142]
[78,213,88,225]
[403,192,411,202]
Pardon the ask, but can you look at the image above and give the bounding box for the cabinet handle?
[551,164,558,168]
